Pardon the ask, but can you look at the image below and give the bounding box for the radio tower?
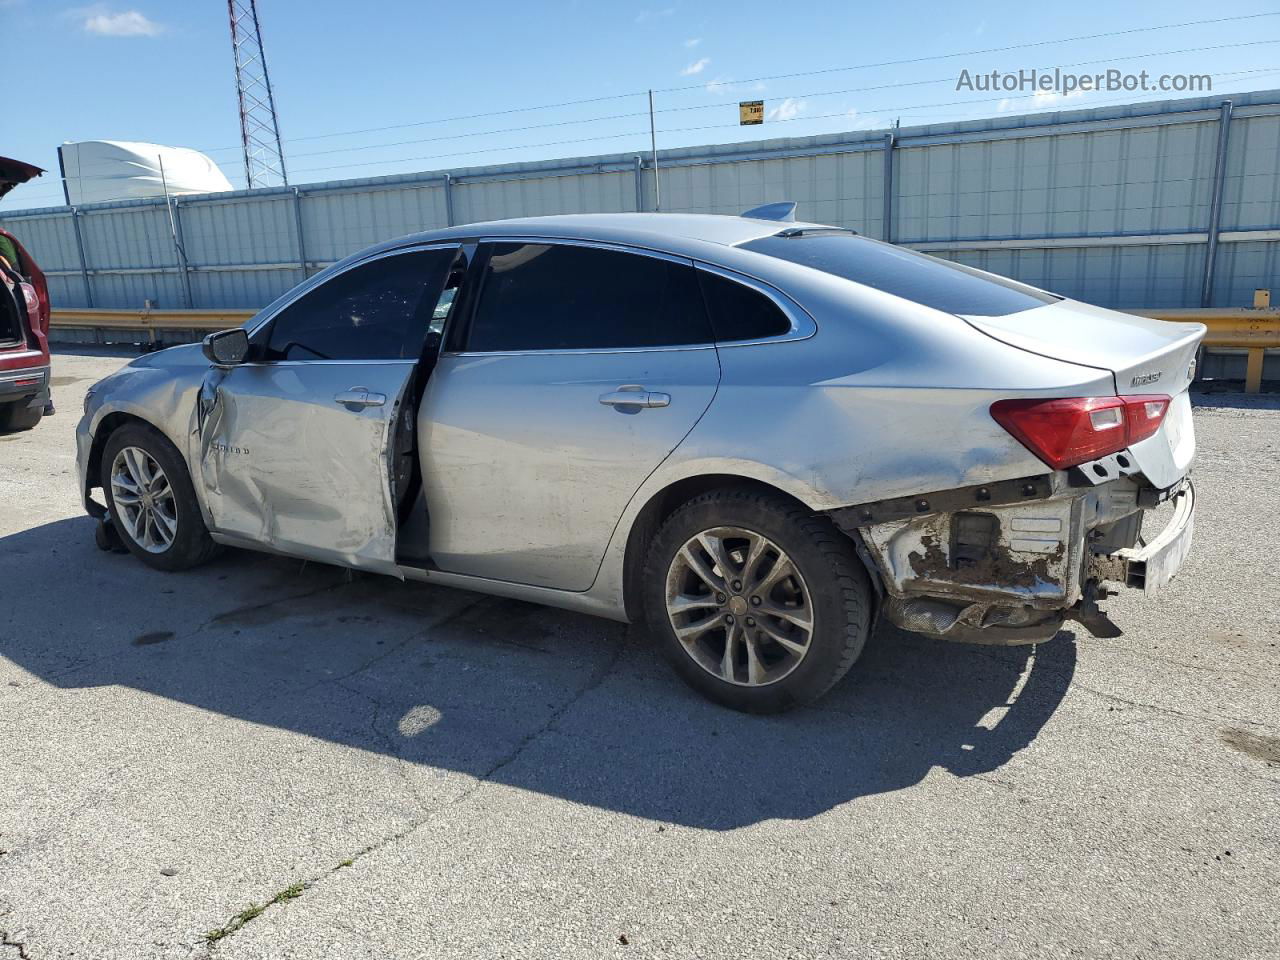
[227,0,288,188]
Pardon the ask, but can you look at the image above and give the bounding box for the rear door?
[196,245,457,571]
[419,240,721,591]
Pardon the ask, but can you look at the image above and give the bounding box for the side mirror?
[202,328,250,366]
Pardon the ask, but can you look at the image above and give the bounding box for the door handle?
[599,386,671,409]
[334,388,387,408]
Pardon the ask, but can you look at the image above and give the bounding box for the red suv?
[0,157,52,432]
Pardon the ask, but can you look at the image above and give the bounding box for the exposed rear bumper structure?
[829,474,1195,645]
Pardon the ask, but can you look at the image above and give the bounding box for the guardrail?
[51,308,256,340]
[50,306,1279,391]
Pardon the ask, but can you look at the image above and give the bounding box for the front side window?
[465,243,713,352]
[263,248,455,361]
[741,232,1056,317]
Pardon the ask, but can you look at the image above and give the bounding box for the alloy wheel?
[664,525,814,686]
[110,446,178,554]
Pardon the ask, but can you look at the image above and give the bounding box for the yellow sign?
[739,100,764,125]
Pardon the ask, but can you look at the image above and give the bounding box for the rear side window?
[741,232,1055,317]
[697,270,793,342]
[466,243,713,352]
[264,249,454,361]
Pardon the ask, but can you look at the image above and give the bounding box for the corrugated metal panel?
[190,268,301,309]
[182,195,297,266]
[894,120,1218,242]
[1220,113,1280,231]
[301,183,447,262]
[946,244,1205,309]
[79,206,175,270]
[1,212,80,272]
[0,89,1275,312]
[455,170,633,223]
[1212,240,1280,306]
[87,269,185,309]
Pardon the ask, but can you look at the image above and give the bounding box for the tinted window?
[741,232,1056,317]
[264,249,454,361]
[697,270,792,341]
[466,243,712,352]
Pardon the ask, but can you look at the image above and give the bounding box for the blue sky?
[3,0,1280,210]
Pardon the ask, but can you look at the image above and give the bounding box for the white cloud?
[75,6,164,36]
[681,57,711,76]
[1031,88,1087,107]
[684,37,702,48]
[767,97,807,121]
[705,75,731,95]
[635,6,675,23]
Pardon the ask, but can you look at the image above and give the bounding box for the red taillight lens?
[990,395,1170,470]
[1124,394,1170,445]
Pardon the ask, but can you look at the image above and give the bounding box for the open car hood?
[0,157,46,199]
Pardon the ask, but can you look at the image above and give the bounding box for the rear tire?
[0,400,42,432]
[642,486,872,713]
[100,423,219,571]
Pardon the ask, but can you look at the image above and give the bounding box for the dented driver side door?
[195,246,457,572]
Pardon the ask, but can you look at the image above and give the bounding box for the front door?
[420,240,722,591]
[196,245,456,572]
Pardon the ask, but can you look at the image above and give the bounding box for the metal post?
[442,174,455,227]
[1200,99,1234,307]
[292,186,309,278]
[633,156,644,212]
[158,156,193,308]
[69,207,93,308]
[648,90,661,212]
[882,131,896,243]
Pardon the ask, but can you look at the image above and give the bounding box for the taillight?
[990,395,1170,470]
[1124,395,1170,445]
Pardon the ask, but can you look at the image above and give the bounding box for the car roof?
[371,213,827,260]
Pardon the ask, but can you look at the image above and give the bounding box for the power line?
[14,62,1278,202]
[283,65,1280,178]
[279,38,1280,163]
[189,11,1279,155]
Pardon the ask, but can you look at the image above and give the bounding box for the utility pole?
[227,0,288,189]
[648,89,661,212]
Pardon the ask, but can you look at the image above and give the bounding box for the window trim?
[243,241,463,364]
[448,237,719,358]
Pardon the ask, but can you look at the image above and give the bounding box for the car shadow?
[0,516,1075,830]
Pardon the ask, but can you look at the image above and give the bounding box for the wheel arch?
[86,410,169,493]
[621,473,814,623]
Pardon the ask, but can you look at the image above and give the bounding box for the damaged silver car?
[76,207,1202,712]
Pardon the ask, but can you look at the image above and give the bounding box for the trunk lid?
[963,298,1204,489]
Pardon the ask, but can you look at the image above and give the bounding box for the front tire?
[0,400,42,432]
[642,487,872,713]
[100,423,219,571]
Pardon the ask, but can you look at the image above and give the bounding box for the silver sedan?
[77,207,1202,712]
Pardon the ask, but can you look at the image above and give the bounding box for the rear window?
[740,232,1055,317]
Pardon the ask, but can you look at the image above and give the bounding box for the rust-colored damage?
[907,534,1064,590]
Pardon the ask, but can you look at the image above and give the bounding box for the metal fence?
[3,89,1279,314]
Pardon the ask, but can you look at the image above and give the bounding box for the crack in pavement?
[1070,681,1279,732]
[199,629,632,950]
[0,930,29,960]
